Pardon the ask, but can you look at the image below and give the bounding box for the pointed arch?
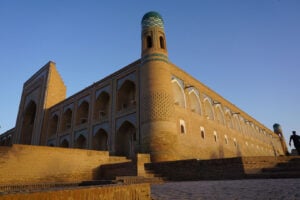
[188,89,201,115]
[215,104,225,125]
[20,100,37,144]
[48,114,59,137]
[233,114,241,132]
[94,91,110,121]
[76,100,89,125]
[117,80,136,111]
[74,134,87,149]
[115,121,136,158]
[225,110,233,129]
[171,79,186,108]
[203,98,214,120]
[60,139,69,148]
[92,128,108,151]
[61,108,73,131]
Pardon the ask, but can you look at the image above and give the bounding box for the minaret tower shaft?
[140,12,178,161]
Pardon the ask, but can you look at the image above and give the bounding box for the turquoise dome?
[141,11,164,30]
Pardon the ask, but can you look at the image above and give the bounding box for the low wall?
[0,183,150,200]
[0,145,129,184]
[144,156,294,180]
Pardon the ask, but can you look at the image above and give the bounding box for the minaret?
[141,11,168,63]
[140,12,177,161]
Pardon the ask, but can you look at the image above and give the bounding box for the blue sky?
[0,0,299,149]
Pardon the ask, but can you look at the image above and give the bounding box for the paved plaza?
[151,179,300,200]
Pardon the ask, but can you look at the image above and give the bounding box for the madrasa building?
[0,11,288,162]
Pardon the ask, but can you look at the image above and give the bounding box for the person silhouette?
[289,131,300,155]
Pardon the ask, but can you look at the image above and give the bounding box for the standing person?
[289,131,300,154]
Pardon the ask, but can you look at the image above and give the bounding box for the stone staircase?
[245,156,300,179]
[144,156,300,181]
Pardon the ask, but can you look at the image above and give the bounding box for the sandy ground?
[151,179,300,200]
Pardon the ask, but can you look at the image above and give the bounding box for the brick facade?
[0,11,287,162]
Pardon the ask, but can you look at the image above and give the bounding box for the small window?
[213,131,218,142]
[224,135,228,144]
[233,138,237,147]
[147,36,152,48]
[180,125,185,133]
[159,36,165,49]
[179,119,186,134]
[200,126,205,139]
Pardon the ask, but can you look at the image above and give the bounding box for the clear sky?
[0,0,299,150]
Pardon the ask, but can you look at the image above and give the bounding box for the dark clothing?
[290,135,300,147]
[290,134,300,155]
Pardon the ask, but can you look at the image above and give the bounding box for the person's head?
[293,131,296,135]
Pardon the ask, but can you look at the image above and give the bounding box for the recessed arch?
[225,110,233,129]
[48,114,59,137]
[94,91,110,121]
[92,128,108,151]
[188,89,201,115]
[61,108,73,131]
[171,79,186,108]
[117,80,136,111]
[233,114,241,132]
[215,104,225,125]
[20,100,37,144]
[74,134,87,149]
[60,139,69,148]
[203,98,214,120]
[115,121,136,158]
[76,100,89,125]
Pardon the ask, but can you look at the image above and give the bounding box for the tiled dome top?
[142,11,164,30]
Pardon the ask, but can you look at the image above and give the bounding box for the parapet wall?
[0,145,129,185]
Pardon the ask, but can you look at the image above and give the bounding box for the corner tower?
[141,11,168,63]
[140,12,177,161]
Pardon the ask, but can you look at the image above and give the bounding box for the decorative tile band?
[141,53,169,64]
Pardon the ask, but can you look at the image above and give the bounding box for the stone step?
[246,171,300,179]
[115,176,165,184]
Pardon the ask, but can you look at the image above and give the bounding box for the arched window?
[200,126,205,139]
[147,36,152,48]
[172,79,186,108]
[180,119,186,134]
[233,138,237,147]
[159,36,165,49]
[224,135,228,144]
[213,131,218,142]
[76,101,89,125]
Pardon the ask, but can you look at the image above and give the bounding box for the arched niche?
[115,121,136,158]
[20,100,37,144]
